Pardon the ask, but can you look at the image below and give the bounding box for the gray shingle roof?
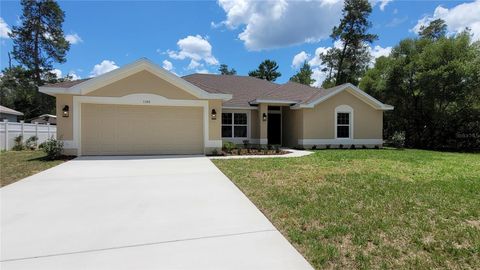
[0,105,24,116]
[44,73,341,108]
[44,78,91,88]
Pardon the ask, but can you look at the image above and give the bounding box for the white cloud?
[65,33,83,44]
[216,0,343,51]
[162,60,173,71]
[377,0,392,11]
[68,72,81,80]
[412,0,480,41]
[168,35,218,69]
[296,43,391,86]
[195,69,210,74]
[291,51,310,68]
[369,45,392,59]
[90,60,119,77]
[0,17,11,38]
[51,69,62,78]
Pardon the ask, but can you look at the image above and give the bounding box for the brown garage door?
[81,104,204,155]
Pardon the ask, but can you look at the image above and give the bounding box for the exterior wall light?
[262,113,267,121]
[211,109,217,120]
[62,105,69,117]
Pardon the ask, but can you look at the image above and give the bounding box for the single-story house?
[39,58,393,156]
[30,114,57,125]
[0,105,24,122]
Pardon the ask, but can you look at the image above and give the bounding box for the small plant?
[267,144,273,150]
[374,145,379,149]
[390,131,406,148]
[362,145,367,149]
[12,135,25,151]
[326,144,331,149]
[350,144,355,149]
[339,144,343,149]
[222,141,236,153]
[311,145,317,150]
[42,138,64,160]
[25,136,39,150]
[274,144,280,153]
[38,142,46,149]
[242,139,250,149]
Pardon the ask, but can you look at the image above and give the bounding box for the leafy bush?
[25,136,38,150]
[38,142,46,149]
[390,131,406,148]
[311,145,317,150]
[12,135,25,151]
[274,144,280,153]
[362,145,367,149]
[326,144,331,149]
[267,144,273,150]
[222,141,236,153]
[339,144,343,149]
[42,138,64,160]
[350,144,356,149]
[242,140,250,149]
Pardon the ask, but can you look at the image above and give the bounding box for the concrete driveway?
[1,156,313,269]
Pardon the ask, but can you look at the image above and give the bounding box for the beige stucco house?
[40,58,393,156]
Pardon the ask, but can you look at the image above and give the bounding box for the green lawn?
[213,149,480,269]
[0,151,71,187]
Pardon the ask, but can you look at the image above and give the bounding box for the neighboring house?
[30,114,57,125]
[39,58,393,156]
[0,105,23,122]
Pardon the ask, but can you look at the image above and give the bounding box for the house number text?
[142,100,151,104]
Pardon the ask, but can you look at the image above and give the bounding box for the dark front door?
[268,113,281,145]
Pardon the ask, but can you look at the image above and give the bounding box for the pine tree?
[320,0,377,87]
[290,61,316,86]
[248,60,281,81]
[9,0,70,85]
[218,64,237,75]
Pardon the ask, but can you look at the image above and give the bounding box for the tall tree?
[320,0,377,87]
[0,66,38,119]
[248,59,282,81]
[9,0,70,85]
[218,64,237,75]
[419,19,447,40]
[359,28,480,150]
[289,61,316,86]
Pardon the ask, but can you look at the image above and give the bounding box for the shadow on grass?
[27,155,76,162]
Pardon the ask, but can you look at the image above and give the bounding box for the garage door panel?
[81,104,203,155]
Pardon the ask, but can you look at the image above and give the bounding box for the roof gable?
[39,59,231,101]
[292,83,393,111]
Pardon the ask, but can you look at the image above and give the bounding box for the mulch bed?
[213,148,290,156]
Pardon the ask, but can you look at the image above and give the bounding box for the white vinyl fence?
[0,120,56,151]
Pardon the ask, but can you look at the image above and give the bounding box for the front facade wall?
[300,90,383,147]
[86,70,198,100]
[282,107,301,148]
[56,94,74,140]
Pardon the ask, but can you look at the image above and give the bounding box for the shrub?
[390,131,406,148]
[362,145,367,149]
[38,142,46,149]
[211,149,219,156]
[12,135,25,151]
[374,145,379,149]
[242,140,250,149]
[350,144,355,149]
[222,141,236,153]
[326,144,331,149]
[339,144,343,149]
[274,144,280,153]
[42,138,64,160]
[267,144,273,150]
[25,136,38,150]
[311,145,317,150]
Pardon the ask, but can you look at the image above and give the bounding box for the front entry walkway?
[1,156,313,269]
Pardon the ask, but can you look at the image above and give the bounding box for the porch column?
[258,103,268,145]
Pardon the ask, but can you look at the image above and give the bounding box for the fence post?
[47,123,51,138]
[3,119,8,150]
[20,120,25,143]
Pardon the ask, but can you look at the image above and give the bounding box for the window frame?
[222,112,249,139]
[334,105,353,139]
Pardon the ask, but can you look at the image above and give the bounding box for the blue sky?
[1,0,479,86]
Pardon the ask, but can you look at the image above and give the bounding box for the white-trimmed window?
[222,112,248,138]
[335,105,353,139]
